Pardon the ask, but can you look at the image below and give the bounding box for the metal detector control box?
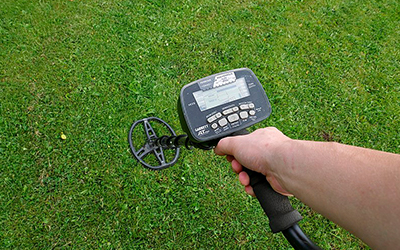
[178,68,272,147]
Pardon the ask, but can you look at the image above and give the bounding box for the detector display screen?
[192,77,250,111]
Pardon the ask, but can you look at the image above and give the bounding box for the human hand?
[214,127,293,196]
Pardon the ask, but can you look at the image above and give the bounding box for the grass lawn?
[1,0,399,249]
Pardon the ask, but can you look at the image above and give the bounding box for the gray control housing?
[178,68,272,146]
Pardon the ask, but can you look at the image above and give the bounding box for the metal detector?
[129,68,321,249]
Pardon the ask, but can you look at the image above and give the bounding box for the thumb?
[214,136,240,156]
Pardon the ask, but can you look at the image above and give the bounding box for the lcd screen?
[193,77,250,111]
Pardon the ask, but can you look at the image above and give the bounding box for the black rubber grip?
[243,167,302,233]
[230,129,302,233]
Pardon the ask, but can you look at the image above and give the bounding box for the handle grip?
[230,129,302,233]
[243,167,302,233]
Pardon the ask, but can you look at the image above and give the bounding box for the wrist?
[263,137,297,194]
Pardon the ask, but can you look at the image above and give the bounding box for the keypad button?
[207,115,217,123]
[249,110,256,116]
[232,106,239,112]
[218,118,228,127]
[215,112,222,118]
[222,108,234,116]
[240,104,249,110]
[249,103,255,109]
[227,114,239,123]
[239,111,249,119]
[211,123,218,129]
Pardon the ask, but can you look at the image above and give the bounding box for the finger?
[231,159,243,174]
[226,155,235,162]
[238,171,250,186]
[244,185,255,197]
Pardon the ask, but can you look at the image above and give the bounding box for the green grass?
[1,0,399,248]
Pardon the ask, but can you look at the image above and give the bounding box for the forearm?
[278,140,400,249]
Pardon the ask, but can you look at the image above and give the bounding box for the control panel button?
[211,123,218,129]
[218,118,228,127]
[240,104,249,110]
[207,115,217,123]
[227,114,239,123]
[248,103,255,109]
[232,106,239,112]
[215,112,222,118]
[249,110,256,116]
[239,111,249,119]
[222,108,234,116]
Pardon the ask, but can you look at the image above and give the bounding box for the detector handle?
[245,168,321,250]
[231,130,321,249]
[244,168,321,248]
[243,167,302,232]
[230,129,302,232]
